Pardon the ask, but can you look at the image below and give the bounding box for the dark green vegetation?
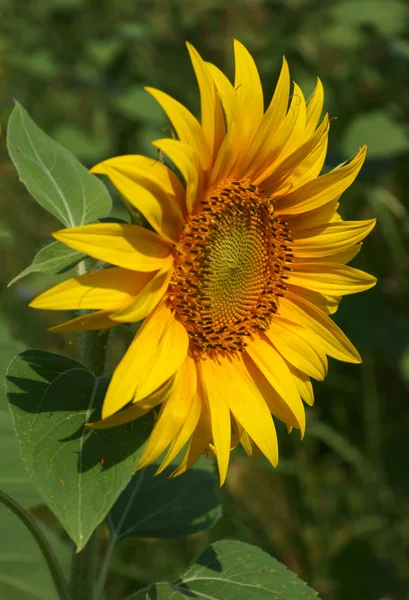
[1,1,409,599]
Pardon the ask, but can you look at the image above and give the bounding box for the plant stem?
[69,531,99,600]
[0,490,71,600]
[68,259,109,599]
[80,328,109,377]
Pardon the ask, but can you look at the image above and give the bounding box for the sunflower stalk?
[69,530,99,600]
[68,259,109,599]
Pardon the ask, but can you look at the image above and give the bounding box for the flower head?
[31,41,376,484]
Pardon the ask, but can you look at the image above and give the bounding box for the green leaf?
[329,0,409,36]
[308,421,374,482]
[6,349,153,550]
[0,222,14,247]
[52,124,111,163]
[0,320,39,506]
[0,503,70,600]
[113,85,166,123]
[87,39,123,67]
[8,241,85,287]
[7,101,112,227]
[108,456,221,539]
[130,540,320,599]
[342,111,409,159]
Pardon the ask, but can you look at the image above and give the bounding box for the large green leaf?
[112,85,166,123]
[0,504,70,600]
[8,241,85,287]
[342,112,409,159]
[108,456,221,540]
[129,540,320,599]
[6,349,153,550]
[329,0,409,36]
[0,321,39,506]
[7,102,112,227]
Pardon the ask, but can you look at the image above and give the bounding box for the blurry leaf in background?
[108,456,221,540]
[342,112,409,159]
[0,222,14,247]
[0,505,69,600]
[8,241,85,287]
[308,421,375,483]
[7,102,112,227]
[87,38,123,67]
[329,0,409,36]
[6,350,154,551]
[112,85,166,125]
[129,540,320,599]
[51,124,112,165]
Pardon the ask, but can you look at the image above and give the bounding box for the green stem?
[0,490,71,600]
[69,260,109,599]
[79,328,109,377]
[69,531,99,600]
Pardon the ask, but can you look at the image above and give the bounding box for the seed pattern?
[167,180,293,359]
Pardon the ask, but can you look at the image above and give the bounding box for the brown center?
[166,180,293,359]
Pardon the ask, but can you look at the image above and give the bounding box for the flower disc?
[168,179,293,358]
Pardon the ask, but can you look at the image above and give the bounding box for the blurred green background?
[1,0,409,599]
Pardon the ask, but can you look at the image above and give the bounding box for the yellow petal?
[206,61,235,130]
[229,356,279,466]
[111,267,172,323]
[239,430,262,459]
[30,267,153,311]
[153,138,203,214]
[320,244,362,265]
[240,58,290,179]
[266,316,327,380]
[186,43,225,166]
[286,362,315,406]
[288,262,377,295]
[91,154,185,243]
[285,199,339,231]
[87,378,173,429]
[275,146,367,215]
[249,83,306,184]
[102,304,188,418]
[233,39,264,152]
[146,87,210,171]
[274,82,307,161]
[133,312,189,404]
[279,292,362,363]
[136,355,197,469]
[261,57,291,135]
[198,359,233,486]
[262,115,329,194]
[201,356,279,474]
[305,78,324,138]
[48,309,120,333]
[170,390,212,478]
[287,283,341,315]
[242,352,303,435]
[53,224,174,272]
[157,371,202,474]
[209,41,265,183]
[245,337,305,435]
[292,219,376,258]
[209,117,239,184]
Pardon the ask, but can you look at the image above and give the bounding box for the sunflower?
[30,40,376,484]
